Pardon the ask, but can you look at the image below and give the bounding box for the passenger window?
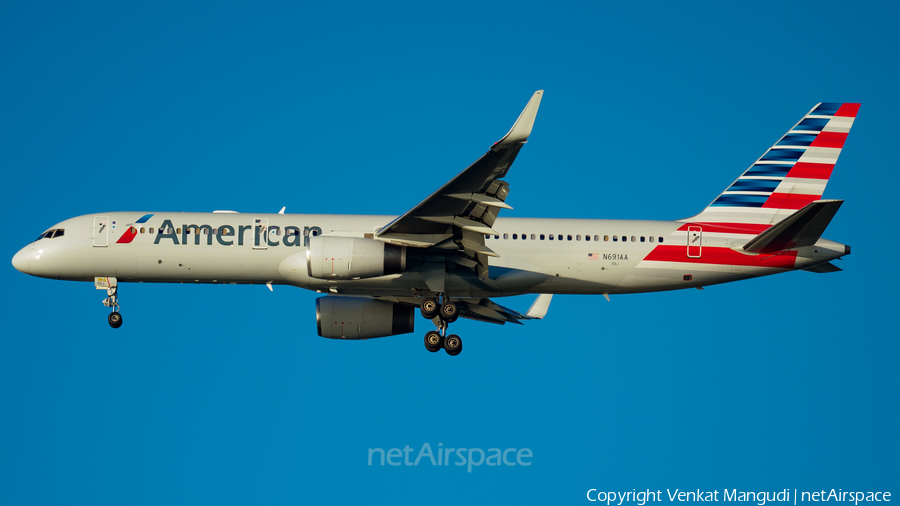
[503,233,509,239]
[613,235,618,242]
[494,235,499,240]
[485,235,490,240]
[311,230,319,236]
[549,234,554,240]
[640,236,645,242]
[576,235,581,241]
[585,235,590,242]
[594,235,600,241]
[567,235,572,241]
[659,237,664,243]
[631,236,636,242]
[139,227,145,234]
[649,236,654,243]
[557,235,563,241]
[53,229,65,238]
[530,234,536,240]
[540,234,545,240]
[149,228,154,234]
[622,235,628,242]
[604,235,609,241]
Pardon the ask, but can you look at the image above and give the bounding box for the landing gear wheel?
[440,301,458,323]
[420,298,439,319]
[108,311,123,329]
[424,331,443,352]
[444,334,462,356]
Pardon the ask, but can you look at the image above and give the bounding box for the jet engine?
[307,236,407,280]
[316,296,415,339]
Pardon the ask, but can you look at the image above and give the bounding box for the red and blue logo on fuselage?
[115,214,154,244]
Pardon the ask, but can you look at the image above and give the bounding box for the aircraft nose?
[12,246,30,274]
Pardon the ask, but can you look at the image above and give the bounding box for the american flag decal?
[588,253,598,260]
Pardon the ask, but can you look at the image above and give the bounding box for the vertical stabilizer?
[684,103,859,227]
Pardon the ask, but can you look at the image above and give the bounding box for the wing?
[375,91,544,278]
[379,294,553,326]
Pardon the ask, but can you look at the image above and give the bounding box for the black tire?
[108,311,123,329]
[444,334,462,356]
[424,331,443,352]
[420,298,439,319]
[440,301,458,323]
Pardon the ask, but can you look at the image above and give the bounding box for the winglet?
[493,90,543,149]
[525,294,553,319]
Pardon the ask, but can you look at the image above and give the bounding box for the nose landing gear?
[96,277,123,329]
[107,310,123,328]
[421,294,462,356]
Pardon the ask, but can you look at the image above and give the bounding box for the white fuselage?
[12,211,847,299]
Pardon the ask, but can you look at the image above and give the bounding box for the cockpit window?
[35,229,65,241]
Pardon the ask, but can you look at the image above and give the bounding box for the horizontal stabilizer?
[802,261,843,273]
[743,200,843,253]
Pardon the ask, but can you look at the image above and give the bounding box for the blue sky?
[1,1,897,504]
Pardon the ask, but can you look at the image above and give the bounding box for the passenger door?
[687,226,702,258]
[93,216,109,247]
[253,218,268,250]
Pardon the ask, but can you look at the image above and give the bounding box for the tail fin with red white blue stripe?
[683,103,859,227]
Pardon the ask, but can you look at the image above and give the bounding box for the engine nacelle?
[306,236,407,280]
[316,296,415,339]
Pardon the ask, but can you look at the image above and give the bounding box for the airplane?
[11,91,857,356]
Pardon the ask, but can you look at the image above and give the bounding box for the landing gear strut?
[97,277,123,329]
[420,294,462,356]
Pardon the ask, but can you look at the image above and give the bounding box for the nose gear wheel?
[102,285,123,329]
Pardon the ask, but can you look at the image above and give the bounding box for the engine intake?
[316,296,414,339]
[307,236,406,280]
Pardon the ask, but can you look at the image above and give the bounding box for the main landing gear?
[420,296,462,356]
